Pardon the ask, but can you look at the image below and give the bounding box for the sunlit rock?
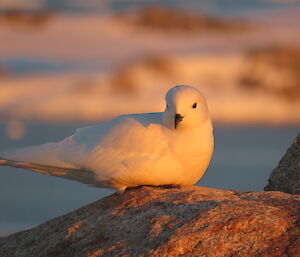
[0,186,299,257]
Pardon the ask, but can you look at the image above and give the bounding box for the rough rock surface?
[0,186,299,257]
[265,133,300,194]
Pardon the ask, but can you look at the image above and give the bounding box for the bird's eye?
[192,103,197,108]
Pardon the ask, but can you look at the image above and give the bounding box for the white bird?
[0,85,214,192]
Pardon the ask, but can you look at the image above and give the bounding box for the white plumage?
[0,85,214,191]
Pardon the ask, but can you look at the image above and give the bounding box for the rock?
[265,133,300,194]
[0,186,299,257]
[117,6,249,33]
[110,55,175,93]
[239,46,300,101]
[0,10,52,28]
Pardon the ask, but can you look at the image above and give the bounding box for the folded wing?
[0,113,173,189]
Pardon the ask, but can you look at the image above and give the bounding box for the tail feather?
[0,157,103,187]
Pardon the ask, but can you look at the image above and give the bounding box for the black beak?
[175,114,183,129]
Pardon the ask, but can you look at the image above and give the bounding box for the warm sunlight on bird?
[0,85,214,192]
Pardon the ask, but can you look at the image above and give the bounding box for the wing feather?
[0,157,104,187]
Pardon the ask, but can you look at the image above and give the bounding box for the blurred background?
[0,0,299,236]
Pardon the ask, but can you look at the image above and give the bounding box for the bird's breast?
[167,123,214,184]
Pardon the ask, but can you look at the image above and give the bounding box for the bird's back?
[3,113,180,188]
[72,113,182,188]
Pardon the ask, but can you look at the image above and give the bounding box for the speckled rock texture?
[265,133,300,194]
[0,186,299,257]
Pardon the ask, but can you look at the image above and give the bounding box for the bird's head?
[162,85,210,130]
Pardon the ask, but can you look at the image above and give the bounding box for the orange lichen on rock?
[65,221,82,239]
[86,249,104,257]
[149,216,174,238]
